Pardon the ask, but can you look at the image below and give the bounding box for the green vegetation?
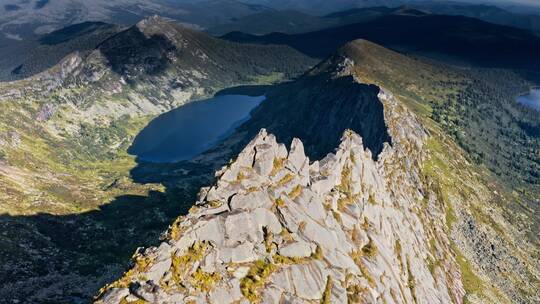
[337,164,360,209]
[451,242,485,299]
[280,228,294,242]
[406,259,417,303]
[361,239,378,259]
[277,173,294,186]
[272,254,305,264]
[358,261,375,288]
[288,185,303,200]
[171,242,207,286]
[312,245,324,260]
[103,252,154,292]
[344,41,540,302]
[263,228,274,253]
[430,69,539,187]
[346,284,367,303]
[367,192,377,205]
[274,197,286,208]
[0,18,316,301]
[321,276,333,304]
[240,260,276,302]
[351,41,539,195]
[190,268,221,292]
[270,158,285,176]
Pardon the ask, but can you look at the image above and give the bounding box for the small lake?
[128,95,265,163]
[517,89,540,111]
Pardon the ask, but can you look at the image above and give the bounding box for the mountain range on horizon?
[3,0,540,82]
[0,2,539,304]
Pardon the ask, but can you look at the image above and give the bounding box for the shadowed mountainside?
[4,22,122,80]
[237,75,391,160]
[222,12,540,70]
[209,3,540,36]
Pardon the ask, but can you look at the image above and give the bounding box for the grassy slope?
[0,17,315,216]
[0,19,315,301]
[343,40,539,303]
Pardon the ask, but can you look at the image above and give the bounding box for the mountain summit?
[97,125,464,303]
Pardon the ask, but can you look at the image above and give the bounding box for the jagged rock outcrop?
[97,110,464,303]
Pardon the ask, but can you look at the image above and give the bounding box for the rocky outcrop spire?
[96,127,464,303]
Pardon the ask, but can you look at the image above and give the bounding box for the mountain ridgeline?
[97,40,539,304]
[9,22,123,80]
[237,57,391,160]
[209,4,540,35]
[98,16,312,88]
[0,10,538,304]
[222,11,540,70]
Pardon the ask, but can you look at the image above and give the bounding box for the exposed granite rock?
[97,115,465,303]
[36,103,57,121]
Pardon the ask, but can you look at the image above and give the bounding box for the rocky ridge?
[97,85,465,303]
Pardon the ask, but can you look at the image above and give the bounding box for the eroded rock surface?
[97,116,465,303]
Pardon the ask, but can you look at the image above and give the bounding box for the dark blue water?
[129,95,264,163]
[518,89,540,111]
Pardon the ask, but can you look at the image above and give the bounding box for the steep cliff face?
[239,72,391,161]
[96,89,465,303]
[334,40,540,304]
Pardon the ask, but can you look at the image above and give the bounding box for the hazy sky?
[454,0,540,6]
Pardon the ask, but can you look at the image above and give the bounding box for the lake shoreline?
[517,87,540,111]
[128,94,265,163]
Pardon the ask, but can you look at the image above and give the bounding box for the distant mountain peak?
[392,6,429,16]
[131,14,205,47]
[340,39,393,58]
[135,15,179,35]
[305,39,390,82]
[136,14,169,28]
[342,38,377,51]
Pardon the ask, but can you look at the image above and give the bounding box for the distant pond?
[517,88,540,111]
[129,95,265,163]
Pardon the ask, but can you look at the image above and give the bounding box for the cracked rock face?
[97,116,464,303]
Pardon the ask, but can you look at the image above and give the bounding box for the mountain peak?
[136,15,169,28]
[392,5,429,16]
[134,14,185,36]
[313,39,400,74]
[339,39,392,59]
[133,14,202,41]
[342,38,378,51]
[96,121,463,303]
